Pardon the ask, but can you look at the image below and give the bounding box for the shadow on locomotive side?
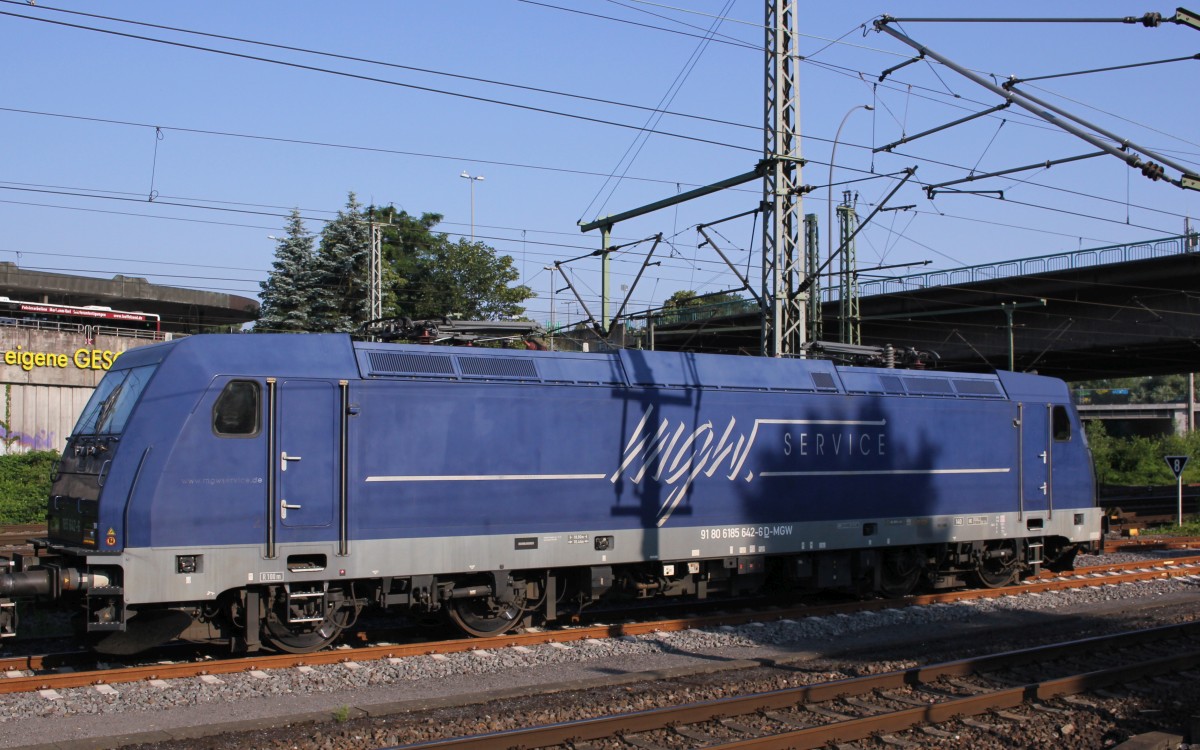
[0,335,1101,654]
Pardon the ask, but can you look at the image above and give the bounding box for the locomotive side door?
[274,379,338,536]
[1018,402,1051,515]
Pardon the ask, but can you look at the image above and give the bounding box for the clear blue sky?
[1,1,1196,327]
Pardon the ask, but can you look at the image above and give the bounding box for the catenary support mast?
[762,0,804,357]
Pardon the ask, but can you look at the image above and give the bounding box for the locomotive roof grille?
[902,377,955,396]
[811,372,838,391]
[953,379,1003,397]
[367,351,455,376]
[878,375,906,394]
[458,356,539,380]
[355,346,1008,398]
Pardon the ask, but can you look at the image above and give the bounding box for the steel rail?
[383,621,1200,750]
[2,558,1198,693]
[710,650,1200,749]
[1103,535,1200,553]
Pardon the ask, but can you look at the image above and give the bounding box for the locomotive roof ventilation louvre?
[457,355,539,380]
[952,379,1003,397]
[811,372,839,392]
[878,375,906,395]
[366,351,456,377]
[903,377,955,396]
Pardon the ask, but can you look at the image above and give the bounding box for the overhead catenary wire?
[1019,82,1200,152]
[8,1,1187,174]
[6,83,1191,231]
[0,7,761,156]
[0,1,769,138]
[1008,53,1200,86]
[0,153,1180,291]
[11,92,1187,233]
[874,18,1200,189]
[2,176,1187,311]
[17,0,1098,152]
[4,2,1195,321]
[581,0,735,221]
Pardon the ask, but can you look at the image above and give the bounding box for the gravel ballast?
[0,557,1198,750]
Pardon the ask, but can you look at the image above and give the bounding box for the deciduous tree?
[257,196,534,333]
[370,206,532,321]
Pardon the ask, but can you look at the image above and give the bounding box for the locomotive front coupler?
[0,564,112,600]
[0,562,113,637]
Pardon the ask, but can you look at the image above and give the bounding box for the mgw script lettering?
[612,408,889,528]
[610,406,752,528]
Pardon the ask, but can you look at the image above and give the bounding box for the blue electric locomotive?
[0,334,1101,653]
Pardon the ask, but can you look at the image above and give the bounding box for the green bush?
[1086,421,1200,486]
[0,451,58,524]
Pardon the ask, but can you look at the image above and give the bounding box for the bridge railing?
[857,234,1196,299]
[0,317,171,341]
[649,234,1198,326]
[652,298,760,326]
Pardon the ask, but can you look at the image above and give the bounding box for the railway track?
[1102,534,1200,553]
[391,621,1200,750]
[2,556,1198,696]
[0,525,41,550]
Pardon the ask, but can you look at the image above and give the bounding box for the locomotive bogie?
[0,335,1102,653]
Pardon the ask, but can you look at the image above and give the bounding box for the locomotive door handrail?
[1017,402,1023,521]
[338,379,349,557]
[266,377,277,560]
[96,459,112,488]
[1046,403,1054,520]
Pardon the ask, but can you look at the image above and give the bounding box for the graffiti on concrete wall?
[0,385,62,453]
[0,425,58,452]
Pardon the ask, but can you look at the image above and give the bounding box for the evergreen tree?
[257,209,317,332]
[262,194,533,333]
[309,193,371,332]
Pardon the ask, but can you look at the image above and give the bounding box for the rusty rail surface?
[2,557,1197,694]
[388,622,1200,750]
[1102,534,1200,553]
[0,525,41,549]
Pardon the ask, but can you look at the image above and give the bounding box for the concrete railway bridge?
[652,234,1200,383]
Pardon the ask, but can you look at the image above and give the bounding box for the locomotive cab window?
[213,381,260,437]
[1052,405,1072,442]
[75,364,158,436]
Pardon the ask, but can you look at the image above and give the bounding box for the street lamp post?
[543,265,556,351]
[827,105,873,272]
[459,171,484,242]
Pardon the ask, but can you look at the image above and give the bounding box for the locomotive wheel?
[261,593,354,654]
[1043,542,1079,573]
[262,610,347,653]
[447,597,524,637]
[971,542,1019,589]
[877,548,923,597]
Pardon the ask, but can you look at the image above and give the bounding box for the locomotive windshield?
[73,364,158,436]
